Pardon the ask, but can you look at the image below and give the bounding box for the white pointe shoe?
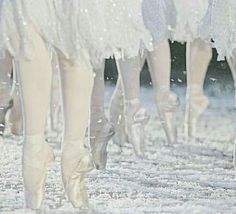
[156,90,180,144]
[125,99,150,158]
[0,99,13,135]
[185,91,209,142]
[90,117,115,170]
[23,139,54,210]
[109,91,128,148]
[62,143,94,209]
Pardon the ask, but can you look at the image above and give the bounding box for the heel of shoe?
[90,120,114,170]
[125,104,150,158]
[156,91,180,145]
[185,95,208,141]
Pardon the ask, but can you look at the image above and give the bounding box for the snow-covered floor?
[1,86,236,213]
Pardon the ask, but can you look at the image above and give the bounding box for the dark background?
[104,42,234,94]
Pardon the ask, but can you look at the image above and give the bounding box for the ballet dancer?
[0,0,94,209]
[199,0,236,165]
[110,0,179,155]
[173,0,212,142]
[82,0,153,168]
[0,52,22,136]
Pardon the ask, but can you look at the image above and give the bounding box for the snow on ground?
[1,86,236,213]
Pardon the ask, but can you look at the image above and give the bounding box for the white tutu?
[0,0,80,59]
[142,0,177,44]
[173,0,209,42]
[200,0,236,60]
[77,0,153,63]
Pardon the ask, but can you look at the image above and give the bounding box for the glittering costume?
[142,0,177,44]
[173,0,209,42]
[77,0,153,63]
[201,0,236,60]
[0,0,94,210]
[0,0,80,59]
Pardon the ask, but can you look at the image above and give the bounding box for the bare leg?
[185,39,212,141]
[147,41,179,144]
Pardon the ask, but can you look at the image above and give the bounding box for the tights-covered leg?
[58,50,94,208]
[8,70,23,136]
[90,61,114,169]
[14,27,54,210]
[0,52,13,134]
[227,52,236,108]
[109,77,127,147]
[117,56,149,157]
[185,39,212,141]
[147,41,179,144]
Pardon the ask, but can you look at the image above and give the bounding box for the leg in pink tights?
[117,56,149,157]
[185,39,212,142]
[58,50,94,208]
[12,27,54,210]
[147,41,180,144]
[0,52,14,135]
[90,61,114,169]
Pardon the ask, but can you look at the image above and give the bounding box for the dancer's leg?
[109,77,127,147]
[90,61,114,169]
[0,51,12,105]
[147,41,179,144]
[13,27,54,210]
[185,39,212,141]
[0,52,13,134]
[8,78,23,136]
[49,55,62,133]
[117,56,149,157]
[227,52,236,108]
[58,50,94,208]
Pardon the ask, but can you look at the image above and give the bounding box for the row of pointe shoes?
[0,101,94,209]
[91,86,208,164]
[0,86,208,210]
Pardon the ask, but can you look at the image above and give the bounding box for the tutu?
[76,0,111,63]
[173,0,209,42]
[200,0,236,60]
[77,0,153,63]
[0,0,80,60]
[142,0,177,45]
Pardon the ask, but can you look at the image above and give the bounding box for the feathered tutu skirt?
[0,0,80,60]
[142,0,177,45]
[77,0,153,63]
[200,0,236,60]
[173,0,209,42]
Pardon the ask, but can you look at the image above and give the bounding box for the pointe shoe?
[109,92,128,148]
[156,90,180,144]
[0,99,13,135]
[23,139,54,210]
[185,90,209,142]
[124,99,150,158]
[90,117,115,170]
[62,143,94,209]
